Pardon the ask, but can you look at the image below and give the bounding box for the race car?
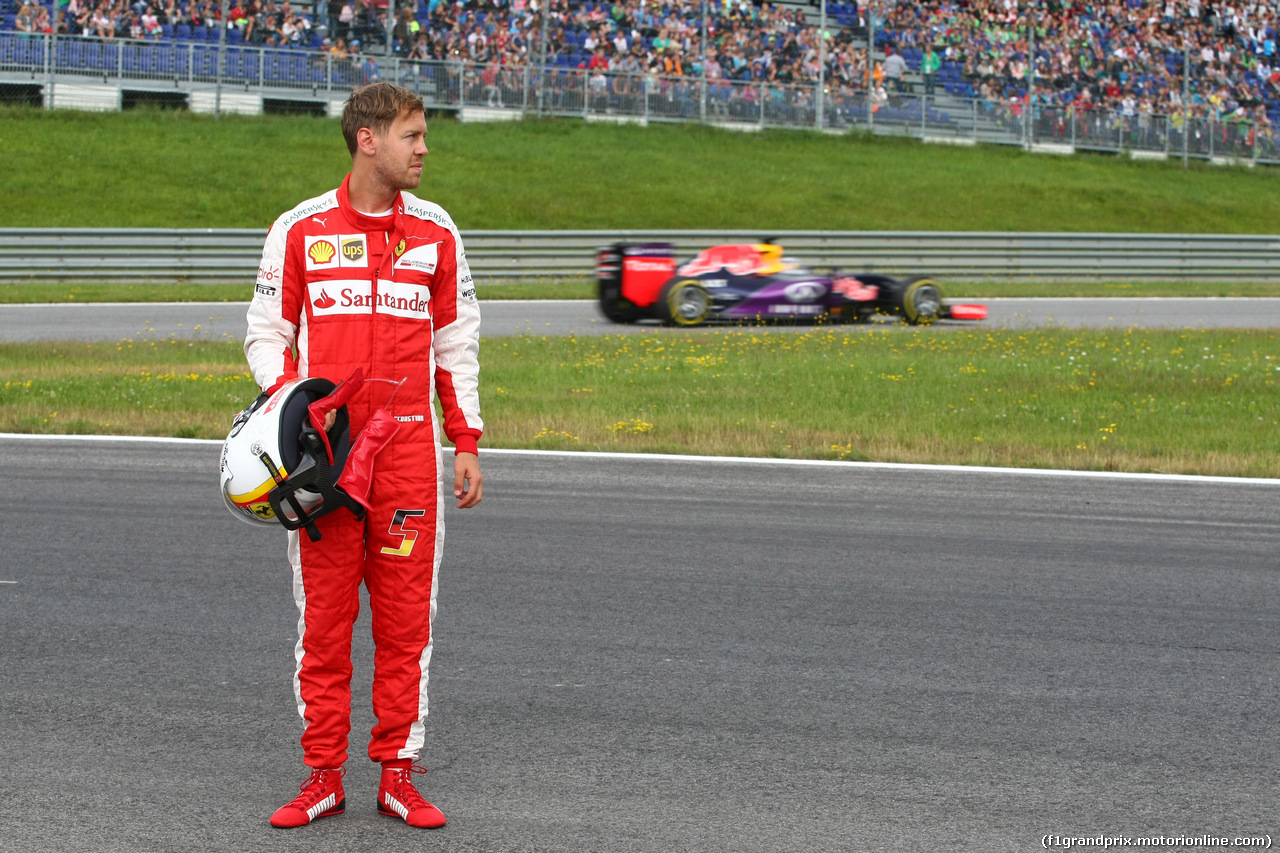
[595,242,987,327]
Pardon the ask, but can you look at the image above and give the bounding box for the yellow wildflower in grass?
[829,442,861,460]
[608,419,654,435]
[533,428,579,442]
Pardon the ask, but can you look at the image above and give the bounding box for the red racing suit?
[244,174,483,768]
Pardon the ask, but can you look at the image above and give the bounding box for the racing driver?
[243,82,483,830]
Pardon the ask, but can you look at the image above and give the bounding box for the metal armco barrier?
[1,229,1278,281]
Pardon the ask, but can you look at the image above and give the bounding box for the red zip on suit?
[245,174,483,768]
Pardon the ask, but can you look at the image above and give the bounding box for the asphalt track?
[2,437,1279,852]
[5,296,1280,342]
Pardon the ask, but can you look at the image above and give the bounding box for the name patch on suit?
[393,242,440,275]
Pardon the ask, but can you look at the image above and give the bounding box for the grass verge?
[3,107,1279,233]
[3,327,1277,477]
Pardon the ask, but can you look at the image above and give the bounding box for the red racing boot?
[269,767,346,828]
[377,762,446,829]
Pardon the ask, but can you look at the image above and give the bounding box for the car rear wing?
[595,242,677,309]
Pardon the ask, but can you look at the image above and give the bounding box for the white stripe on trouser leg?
[306,792,336,821]
[288,529,309,724]
[398,440,445,759]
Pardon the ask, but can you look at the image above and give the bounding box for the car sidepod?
[714,272,832,322]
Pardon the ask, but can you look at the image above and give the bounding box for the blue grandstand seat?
[161,23,173,38]
[227,48,252,79]
[238,50,260,80]
[72,40,98,71]
[226,27,242,45]
[175,23,191,39]
[267,52,305,82]
[192,23,206,40]
[54,38,76,69]
[82,40,106,71]
[192,43,217,75]
[163,44,184,73]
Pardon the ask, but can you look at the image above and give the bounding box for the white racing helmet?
[219,377,362,540]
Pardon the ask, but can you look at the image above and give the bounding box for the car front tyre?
[899,277,944,325]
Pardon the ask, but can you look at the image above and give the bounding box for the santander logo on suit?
[308,280,432,320]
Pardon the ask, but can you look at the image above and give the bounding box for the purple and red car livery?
[596,242,987,327]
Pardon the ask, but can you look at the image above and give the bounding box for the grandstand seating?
[0,0,1275,135]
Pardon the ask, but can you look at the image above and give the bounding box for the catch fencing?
[2,229,1277,282]
[1,33,1278,164]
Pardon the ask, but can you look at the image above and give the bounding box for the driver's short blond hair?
[341,83,425,156]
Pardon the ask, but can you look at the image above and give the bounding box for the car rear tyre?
[660,279,712,327]
[599,286,640,324]
[898,277,944,325]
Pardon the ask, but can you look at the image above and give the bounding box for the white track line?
[1,433,1276,486]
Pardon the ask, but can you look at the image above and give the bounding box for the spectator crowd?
[5,0,1279,130]
[879,0,1278,131]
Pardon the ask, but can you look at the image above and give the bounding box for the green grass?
[4,328,1278,477]
[0,339,256,439]
[3,106,1279,233]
